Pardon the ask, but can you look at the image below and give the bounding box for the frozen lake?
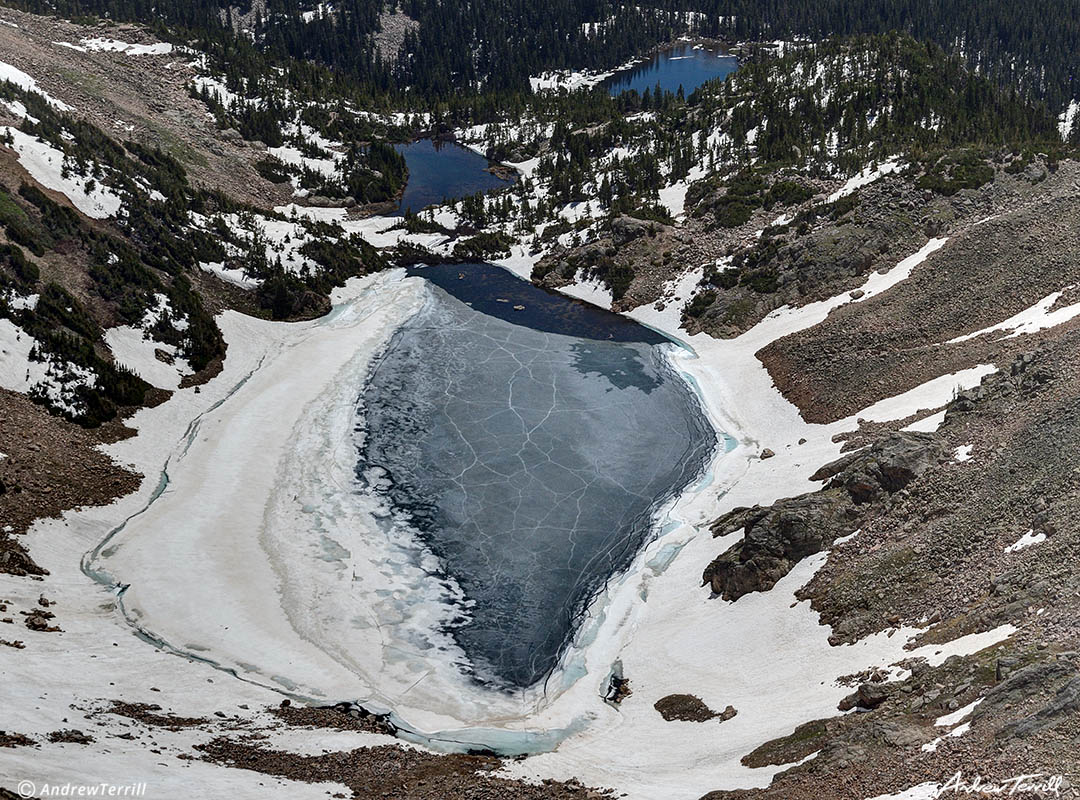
[358,264,716,687]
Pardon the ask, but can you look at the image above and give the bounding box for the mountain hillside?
[1,3,1080,800]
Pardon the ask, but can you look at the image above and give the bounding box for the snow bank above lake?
[103,325,191,390]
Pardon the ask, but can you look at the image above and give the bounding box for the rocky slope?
[690,168,1080,797]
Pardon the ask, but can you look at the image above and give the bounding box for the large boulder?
[972,659,1080,741]
[610,215,662,246]
[811,431,945,504]
[703,492,855,599]
[704,433,944,600]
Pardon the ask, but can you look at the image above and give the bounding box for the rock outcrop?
[703,433,943,599]
[810,431,945,504]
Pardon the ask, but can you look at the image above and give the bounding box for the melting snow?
[935,697,982,727]
[0,317,41,391]
[558,275,614,309]
[866,784,940,800]
[58,37,174,55]
[832,529,861,545]
[952,444,973,462]
[105,326,191,390]
[1,98,38,123]
[0,59,72,110]
[1059,99,1079,140]
[827,158,902,202]
[946,287,1080,343]
[200,260,259,289]
[921,698,982,752]
[1004,529,1046,554]
[901,409,946,432]
[1,127,122,218]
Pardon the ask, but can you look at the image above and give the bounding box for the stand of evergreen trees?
[5,0,1080,118]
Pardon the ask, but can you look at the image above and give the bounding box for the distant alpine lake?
[357,263,716,688]
[393,139,512,215]
[604,42,738,96]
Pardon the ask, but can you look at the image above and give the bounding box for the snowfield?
[1,272,420,796]
[1,192,1024,799]
[56,36,174,55]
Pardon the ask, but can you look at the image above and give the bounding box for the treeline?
[6,0,1080,116]
[722,35,1061,175]
[705,0,1080,115]
[1,0,697,98]
[0,77,386,423]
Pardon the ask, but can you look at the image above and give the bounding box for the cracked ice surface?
[360,283,716,688]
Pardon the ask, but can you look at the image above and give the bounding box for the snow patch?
[935,697,982,727]
[1004,529,1046,554]
[901,409,946,432]
[558,274,614,309]
[80,37,174,55]
[0,59,72,110]
[1059,99,1079,140]
[866,783,940,800]
[199,260,259,289]
[1,127,122,218]
[0,317,41,392]
[104,326,191,391]
[827,158,902,203]
[946,288,1080,343]
[833,529,861,545]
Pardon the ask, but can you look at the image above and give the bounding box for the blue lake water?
[394,139,512,215]
[605,43,738,96]
[358,263,716,688]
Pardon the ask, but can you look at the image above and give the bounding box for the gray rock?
[610,215,663,246]
[972,660,1078,741]
[703,492,855,599]
[872,720,925,747]
[838,682,892,711]
[811,431,945,504]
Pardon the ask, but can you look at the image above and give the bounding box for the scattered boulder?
[610,215,662,246]
[760,448,775,459]
[22,609,60,633]
[654,694,718,722]
[870,719,925,748]
[653,695,737,723]
[0,731,34,748]
[838,682,893,711]
[48,729,94,744]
